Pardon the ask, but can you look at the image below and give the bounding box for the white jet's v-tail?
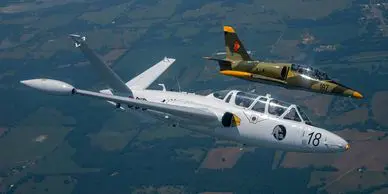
[20,34,350,153]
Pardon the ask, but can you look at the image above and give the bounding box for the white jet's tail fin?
[69,34,133,97]
[125,57,176,90]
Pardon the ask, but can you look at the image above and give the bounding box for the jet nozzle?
[20,78,75,96]
[352,91,363,99]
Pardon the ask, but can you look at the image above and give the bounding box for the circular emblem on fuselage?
[272,125,286,141]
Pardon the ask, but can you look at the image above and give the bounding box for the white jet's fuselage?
[123,89,348,153]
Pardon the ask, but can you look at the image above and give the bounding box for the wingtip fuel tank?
[20,79,74,95]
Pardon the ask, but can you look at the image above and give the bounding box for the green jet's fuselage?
[221,60,362,98]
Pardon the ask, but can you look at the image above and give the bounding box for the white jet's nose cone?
[345,143,350,151]
[340,138,350,152]
[20,78,74,95]
[328,133,350,152]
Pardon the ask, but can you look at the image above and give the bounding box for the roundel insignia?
[233,41,240,52]
[272,125,286,141]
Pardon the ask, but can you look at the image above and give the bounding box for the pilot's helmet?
[241,98,250,107]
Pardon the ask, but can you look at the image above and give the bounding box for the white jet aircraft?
[20,34,350,153]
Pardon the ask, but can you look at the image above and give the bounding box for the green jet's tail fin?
[223,25,252,61]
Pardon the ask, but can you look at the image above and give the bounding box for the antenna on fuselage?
[158,83,166,91]
[175,77,181,92]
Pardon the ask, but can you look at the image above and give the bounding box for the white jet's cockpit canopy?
[209,90,313,125]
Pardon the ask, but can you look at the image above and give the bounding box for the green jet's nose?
[352,91,363,99]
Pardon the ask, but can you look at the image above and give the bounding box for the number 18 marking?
[307,132,322,146]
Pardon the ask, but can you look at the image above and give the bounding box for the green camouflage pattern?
[205,26,363,99]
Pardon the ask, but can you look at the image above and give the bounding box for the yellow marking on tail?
[224,26,235,33]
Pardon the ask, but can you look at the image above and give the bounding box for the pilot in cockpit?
[269,100,285,116]
[315,70,328,80]
[238,98,250,108]
[235,93,254,108]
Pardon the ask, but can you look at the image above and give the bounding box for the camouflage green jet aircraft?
[204,26,363,99]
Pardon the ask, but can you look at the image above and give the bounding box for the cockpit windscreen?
[291,64,329,80]
[283,108,302,122]
[297,106,313,125]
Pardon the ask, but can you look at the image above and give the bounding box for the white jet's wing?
[20,78,218,123]
[69,34,133,96]
[125,57,175,90]
[74,88,217,122]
